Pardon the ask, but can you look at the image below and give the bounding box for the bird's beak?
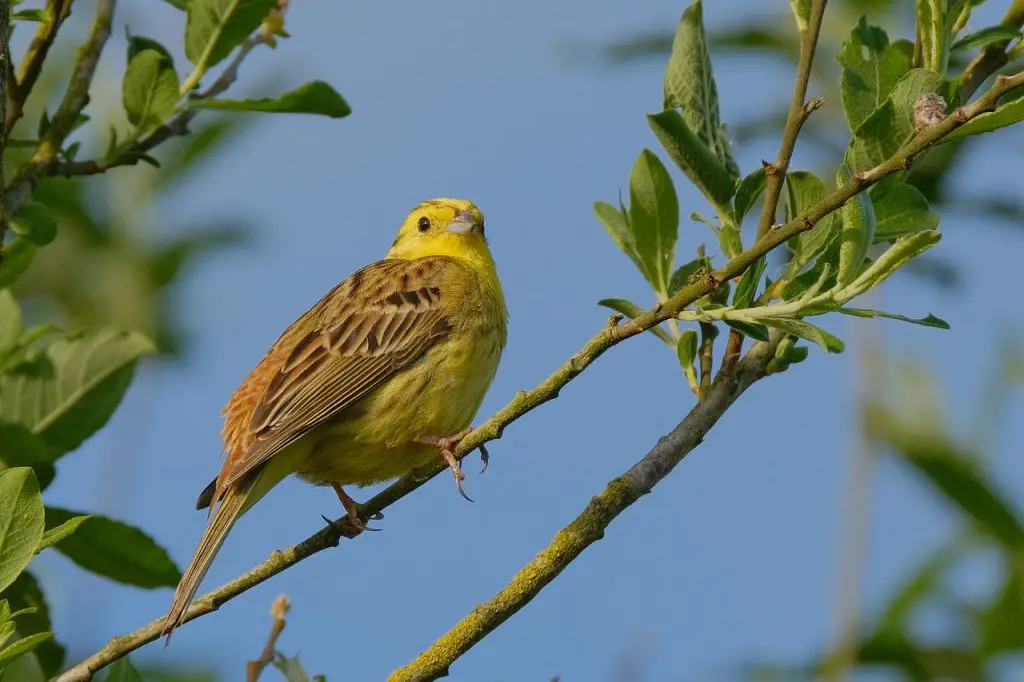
[447,211,478,234]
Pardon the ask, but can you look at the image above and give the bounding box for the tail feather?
[163,483,250,642]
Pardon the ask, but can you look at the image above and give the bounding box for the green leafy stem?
[53,65,1024,682]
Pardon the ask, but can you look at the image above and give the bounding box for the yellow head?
[387,198,492,268]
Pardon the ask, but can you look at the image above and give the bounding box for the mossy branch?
[388,333,781,682]
[52,68,1024,682]
[6,0,74,135]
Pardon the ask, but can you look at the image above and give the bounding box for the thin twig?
[3,28,272,218]
[959,0,1024,101]
[724,0,827,373]
[246,595,291,682]
[387,335,782,682]
[1,0,114,242]
[6,0,74,135]
[51,69,1024,682]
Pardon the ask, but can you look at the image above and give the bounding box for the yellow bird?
[163,198,507,638]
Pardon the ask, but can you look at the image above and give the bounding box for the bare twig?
[246,595,291,682]
[387,335,782,682]
[6,0,74,135]
[724,0,828,372]
[52,70,1024,682]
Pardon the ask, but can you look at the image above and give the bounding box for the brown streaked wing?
[221,258,453,489]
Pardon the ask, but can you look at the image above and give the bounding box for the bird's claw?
[320,513,374,539]
[416,428,483,502]
[479,443,490,475]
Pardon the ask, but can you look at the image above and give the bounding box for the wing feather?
[219,258,453,490]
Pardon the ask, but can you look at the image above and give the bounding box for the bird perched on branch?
[163,198,507,639]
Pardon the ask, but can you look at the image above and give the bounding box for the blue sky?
[30,0,1024,679]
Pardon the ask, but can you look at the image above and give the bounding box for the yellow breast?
[296,262,507,487]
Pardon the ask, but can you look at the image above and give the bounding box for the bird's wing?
[219,257,453,490]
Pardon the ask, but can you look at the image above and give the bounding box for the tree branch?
[0,0,114,243]
[958,0,1024,101]
[52,69,1024,682]
[387,335,782,682]
[5,0,74,136]
[3,25,272,219]
[246,594,290,682]
[725,0,827,371]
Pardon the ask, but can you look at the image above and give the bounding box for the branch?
[387,335,783,682]
[246,595,290,682]
[1,0,114,241]
[5,0,74,135]
[726,0,827,371]
[53,69,1024,682]
[958,0,1024,101]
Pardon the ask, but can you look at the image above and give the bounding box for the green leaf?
[837,308,949,328]
[647,110,735,209]
[36,513,91,553]
[12,9,47,22]
[676,329,698,368]
[9,203,57,247]
[943,90,1024,142]
[870,178,940,241]
[594,201,643,274]
[951,25,1023,51]
[628,149,678,295]
[717,224,742,260]
[3,572,65,677]
[662,0,738,179]
[0,469,44,593]
[837,163,876,287]
[784,171,840,271]
[123,41,180,130]
[0,632,52,670]
[724,320,769,342]
[978,563,1024,655]
[0,425,55,491]
[127,35,174,63]
[0,329,156,459]
[45,508,180,588]
[759,317,845,352]
[781,238,840,301]
[878,536,965,633]
[732,167,767,225]
[273,652,313,682]
[837,18,912,131]
[788,0,811,30]
[916,0,950,73]
[105,656,144,682]
[597,299,674,345]
[667,257,705,297]
[0,291,21,350]
[732,256,765,308]
[871,408,1024,548]
[844,230,941,295]
[846,68,946,170]
[0,238,38,289]
[184,0,277,70]
[188,80,351,118]
[162,0,187,9]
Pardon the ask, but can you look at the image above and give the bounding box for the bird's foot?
[326,483,383,538]
[415,427,489,502]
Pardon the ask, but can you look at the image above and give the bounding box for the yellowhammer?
[163,198,507,638]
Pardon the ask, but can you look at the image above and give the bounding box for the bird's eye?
[417,217,431,232]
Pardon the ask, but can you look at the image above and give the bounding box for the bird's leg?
[415,427,487,502]
[325,483,382,538]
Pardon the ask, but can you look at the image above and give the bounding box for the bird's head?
[388,198,491,266]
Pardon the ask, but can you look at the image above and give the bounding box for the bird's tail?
[162,458,290,643]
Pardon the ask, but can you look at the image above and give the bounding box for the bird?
[162,198,507,640]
